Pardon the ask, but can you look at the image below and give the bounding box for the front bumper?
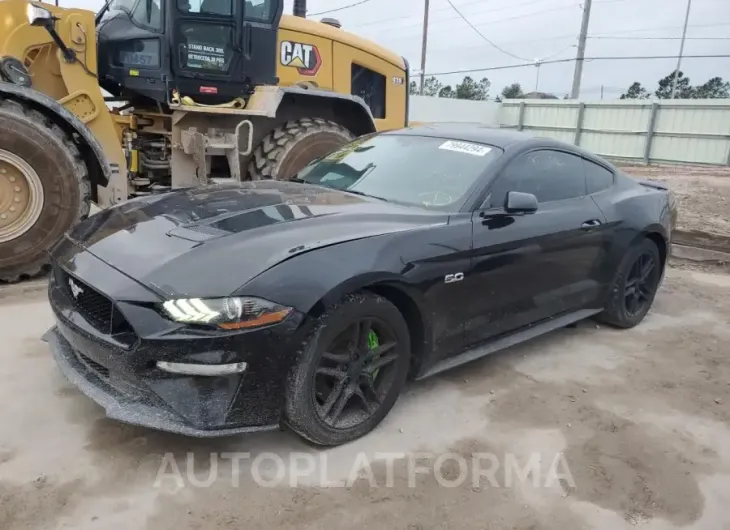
[45,326,276,437]
[45,241,307,437]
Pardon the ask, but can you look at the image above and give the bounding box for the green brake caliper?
[367,329,380,380]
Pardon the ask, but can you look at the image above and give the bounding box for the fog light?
[156,361,247,376]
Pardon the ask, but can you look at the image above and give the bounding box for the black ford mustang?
[44,124,676,445]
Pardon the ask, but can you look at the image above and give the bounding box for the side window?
[244,0,276,23]
[487,150,586,208]
[351,64,386,119]
[115,39,161,68]
[181,0,233,15]
[180,24,233,72]
[584,160,614,194]
[131,0,162,29]
[109,0,137,12]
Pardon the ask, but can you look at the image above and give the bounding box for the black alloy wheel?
[313,318,400,429]
[284,293,411,446]
[624,250,658,316]
[597,238,662,329]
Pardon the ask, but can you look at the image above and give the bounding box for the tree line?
[410,77,562,101]
[409,77,492,100]
[409,70,730,101]
[619,70,730,99]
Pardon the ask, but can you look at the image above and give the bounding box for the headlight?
[161,297,291,330]
[27,3,53,26]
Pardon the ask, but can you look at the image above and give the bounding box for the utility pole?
[601,85,604,99]
[671,0,692,99]
[419,0,430,95]
[534,61,542,92]
[570,0,592,99]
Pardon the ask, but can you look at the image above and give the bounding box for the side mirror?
[27,3,53,27]
[504,191,538,214]
[27,3,78,64]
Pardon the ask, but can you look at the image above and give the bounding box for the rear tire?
[596,238,662,329]
[0,99,90,282]
[248,118,353,180]
[284,293,410,446]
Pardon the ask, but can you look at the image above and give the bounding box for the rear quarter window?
[584,159,614,194]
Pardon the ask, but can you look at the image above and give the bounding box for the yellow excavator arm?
[0,0,128,206]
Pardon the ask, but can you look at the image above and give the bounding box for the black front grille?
[53,268,132,338]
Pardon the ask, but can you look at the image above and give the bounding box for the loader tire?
[248,118,354,180]
[0,98,90,282]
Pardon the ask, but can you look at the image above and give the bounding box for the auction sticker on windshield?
[438,140,492,156]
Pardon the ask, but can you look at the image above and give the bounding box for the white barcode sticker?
[438,140,492,157]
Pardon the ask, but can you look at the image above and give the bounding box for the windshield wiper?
[291,178,388,202]
[343,189,389,202]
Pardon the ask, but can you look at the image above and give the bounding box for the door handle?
[581,219,602,230]
[243,24,252,58]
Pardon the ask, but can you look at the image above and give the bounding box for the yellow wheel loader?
[0,0,410,281]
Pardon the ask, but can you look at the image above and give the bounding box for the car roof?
[387,122,616,170]
[385,122,537,148]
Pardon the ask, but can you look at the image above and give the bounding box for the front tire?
[597,238,662,328]
[248,118,353,180]
[284,293,410,446]
[0,99,90,282]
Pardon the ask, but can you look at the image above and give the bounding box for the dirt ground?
[620,164,730,242]
[0,264,728,530]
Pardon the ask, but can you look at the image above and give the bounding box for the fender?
[173,85,376,134]
[280,86,376,130]
[0,81,111,186]
[238,232,424,311]
[321,271,422,309]
[243,85,377,135]
[637,223,669,245]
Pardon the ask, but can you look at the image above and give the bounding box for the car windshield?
[295,134,502,211]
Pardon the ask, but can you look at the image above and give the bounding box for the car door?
[172,0,239,81]
[463,149,607,346]
[171,0,281,94]
[240,0,281,85]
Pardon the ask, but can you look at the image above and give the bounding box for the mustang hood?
[63,181,446,298]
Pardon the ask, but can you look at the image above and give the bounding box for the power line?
[356,3,583,39]
[428,33,576,53]
[582,86,625,91]
[392,21,730,53]
[427,58,576,76]
[423,54,730,76]
[348,0,556,31]
[445,0,532,62]
[350,0,724,32]
[590,35,730,40]
[377,21,730,57]
[590,21,730,35]
[542,44,577,61]
[310,0,373,16]
[431,24,728,53]
[595,0,724,4]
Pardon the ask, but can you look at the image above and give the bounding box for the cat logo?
[280,41,321,76]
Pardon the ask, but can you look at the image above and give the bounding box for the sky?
[66,0,730,99]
